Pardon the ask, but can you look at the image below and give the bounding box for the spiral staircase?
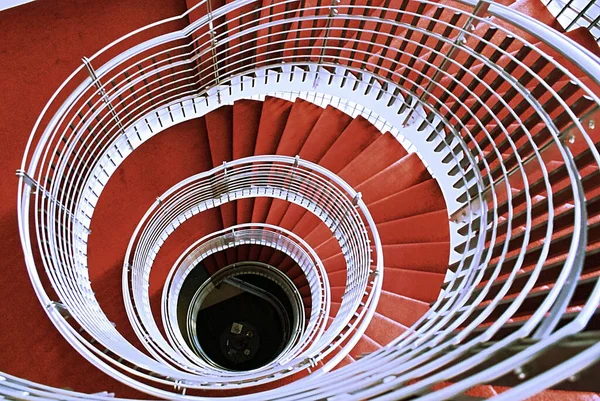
[2,0,600,399]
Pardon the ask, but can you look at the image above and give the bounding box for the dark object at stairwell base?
[221,321,261,365]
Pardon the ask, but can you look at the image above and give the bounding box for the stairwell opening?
[182,262,303,371]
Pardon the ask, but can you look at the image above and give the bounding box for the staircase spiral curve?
[3,0,600,399]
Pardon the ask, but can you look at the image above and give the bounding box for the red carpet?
[2,0,599,398]
[0,0,188,397]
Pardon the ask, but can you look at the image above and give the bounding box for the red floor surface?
[0,0,188,397]
[2,0,597,399]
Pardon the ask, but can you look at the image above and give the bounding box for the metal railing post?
[82,57,127,135]
[206,0,222,103]
[314,0,341,88]
[285,155,301,201]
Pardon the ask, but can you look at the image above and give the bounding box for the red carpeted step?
[283,264,304,281]
[231,100,262,261]
[271,106,353,232]
[437,26,600,103]
[376,290,430,327]
[356,153,431,205]
[465,385,498,398]
[432,382,500,397]
[221,0,262,73]
[321,343,356,369]
[318,115,379,173]
[348,334,380,359]
[232,99,262,157]
[330,286,346,302]
[282,0,332,60]
[493,386,600,401]
[401,0,550,85]
[298,105,354,162]
[206,105,234,167]
[295,132,412,248]
[337,131,408,187]
[382,269,445,303]
[327,269,347,288]
[266,226,310,268]
[366,0,489,75]
[319,252,347,274]
[337,0,435,72]
[308,178,446,256]
[205,106,236,229]
[364,313,407,345]
[260,99,325,259]
[255,98,323,262]
[309,0,386,61]
[277,114,382,242]
[185,0,227,87]
[276,98,325,156]
[378,210,450,244]
[334,352,356,369]
[302,222,339,256]
[277,254,300,276]
[251,96,294,223]
[383,243,449,273]
[278,203,321,234]
[329,302,342,316]
[298,284,311,299]
[232,100,263,261]
[254,96,295,156]
[372,0,560,79]
[370,179,447,223]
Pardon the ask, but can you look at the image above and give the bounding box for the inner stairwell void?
[2,0,600,400]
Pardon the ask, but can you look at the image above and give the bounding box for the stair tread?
[318,114,380,174]
[276,98,325,156]
[383,242,450,273]
[206,105,234,166]
[233,100,261,239]
[357,153,431,204]
[364,312,408,345]
[349,333,381,359]
[271,106,354,233]
[338,131,408,188]
[370,178,447,223]
[378,209,450,244]
[382,268,445,303]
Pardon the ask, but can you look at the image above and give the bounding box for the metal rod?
[81,57,126,134]
[401,0,492,126]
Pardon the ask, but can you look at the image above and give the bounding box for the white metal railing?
[13,0,600,399]
[543,0,600,42]
[162,224,329,370]
[121,156,379,387]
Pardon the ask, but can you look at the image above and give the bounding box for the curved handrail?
[13,0,600,399]
[162,223,329,370]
